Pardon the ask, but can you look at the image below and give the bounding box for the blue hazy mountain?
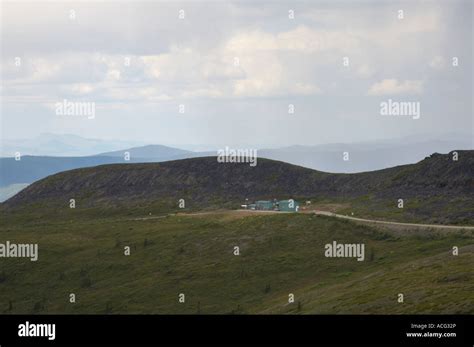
[259,137,472,173]
[0,144,199,201]
[0,133,146,157]
[0,144,196,186]
[97,144,192,159]
[0,156,124,188]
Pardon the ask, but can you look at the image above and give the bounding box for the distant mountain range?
[0,133,145,157]
[258,139,473,173]
[4,151,473,224]
[97,144,192,159]
[0,144,211,185]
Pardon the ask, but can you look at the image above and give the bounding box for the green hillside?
[0,210,472,314]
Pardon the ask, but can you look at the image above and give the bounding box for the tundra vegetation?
[0,153,472,314]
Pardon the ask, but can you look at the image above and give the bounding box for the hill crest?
[3,151,473,211]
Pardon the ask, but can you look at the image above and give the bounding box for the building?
[255,200,274,210]
[277,199,300,212]
[244,199,300,212]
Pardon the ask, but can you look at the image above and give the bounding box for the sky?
[1,0,473,149]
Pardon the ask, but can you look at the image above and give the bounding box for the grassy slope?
[0,209,472,314]
[307,195,474,225]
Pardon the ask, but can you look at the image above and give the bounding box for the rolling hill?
[2,134,471,190]
[3,150,473,224]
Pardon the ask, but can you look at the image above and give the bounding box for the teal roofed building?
[243,199,300,212]
[255,200,274,210]
[277,199,299,212]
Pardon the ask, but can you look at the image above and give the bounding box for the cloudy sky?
[1,0,472,149]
